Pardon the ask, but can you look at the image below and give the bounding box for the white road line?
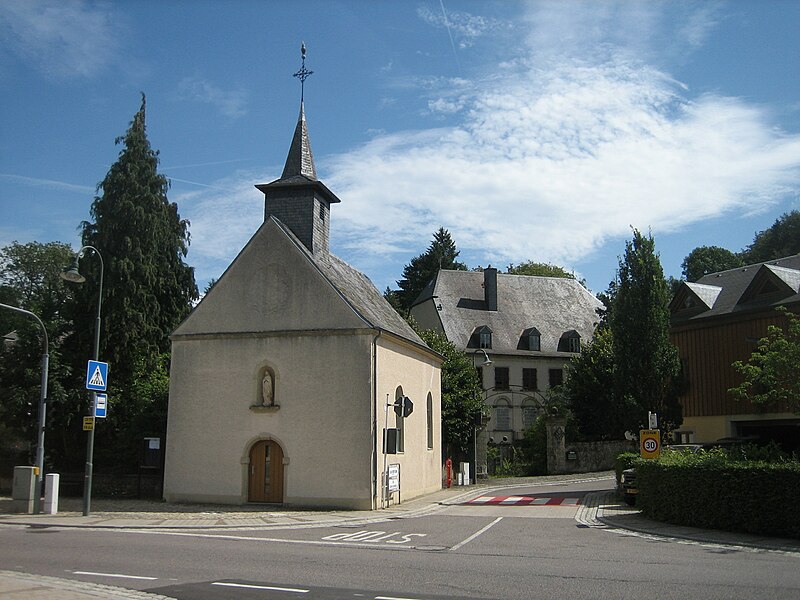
[121,529,417,550]
[73,570,158,580]
[449,516,503,551]
[212,581,309,593]
[375,596,425,600]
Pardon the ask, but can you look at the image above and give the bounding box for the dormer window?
[559,330,581,353]
[528,329,540,351]
[469,325,493,349]
[480,330,492,349]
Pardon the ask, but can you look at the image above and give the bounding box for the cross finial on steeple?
[293,42,314,102]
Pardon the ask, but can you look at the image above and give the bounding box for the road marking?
[73,570,158,580]
[450,516,503,551]
[464,495,582,506]
[212,582,309,593]
[121,529,418,550]
[376,596,425,600]
[321,530,426,544]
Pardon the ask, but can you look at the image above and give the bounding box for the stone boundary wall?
[546,417,634,474]
[563,440,634,474]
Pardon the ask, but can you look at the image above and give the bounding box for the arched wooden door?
[248,440,284,503]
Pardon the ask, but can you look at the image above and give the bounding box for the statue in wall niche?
[261,371,274,406]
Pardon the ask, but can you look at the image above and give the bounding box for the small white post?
[44,473,60,514]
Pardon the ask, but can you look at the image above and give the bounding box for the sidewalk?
[2,472,797,598]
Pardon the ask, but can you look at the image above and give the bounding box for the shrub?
[635,450,800,538]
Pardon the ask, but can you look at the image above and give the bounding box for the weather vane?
[293,42,314,102]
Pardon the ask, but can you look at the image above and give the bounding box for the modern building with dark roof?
[670,254,800,451]
[164,55,442,510]
[410,267,602,474]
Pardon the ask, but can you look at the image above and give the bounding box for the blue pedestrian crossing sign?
[94,393,108,418]
[86,360,109,392]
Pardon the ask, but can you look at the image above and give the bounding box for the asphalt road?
[2,479,799,600]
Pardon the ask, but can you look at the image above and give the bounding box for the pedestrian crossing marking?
[464,495,581,507]
[89,366,105,388]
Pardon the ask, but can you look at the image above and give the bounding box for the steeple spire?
[281,43,316,180]
[257,42,340,255]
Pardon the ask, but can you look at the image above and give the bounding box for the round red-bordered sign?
[640,429,661,458]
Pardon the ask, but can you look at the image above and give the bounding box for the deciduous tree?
[415,326,483,460]
[742,211,800,263]
[730,307,800,413]
[681,245,742,282]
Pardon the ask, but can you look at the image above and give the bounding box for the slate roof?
[281,102,316,180]
[671,254,800,324]
[273,218,428,350]
[413,270,603,356]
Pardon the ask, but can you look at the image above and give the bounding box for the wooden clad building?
[669,255,800,450]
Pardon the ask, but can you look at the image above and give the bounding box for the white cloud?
[176,76,249,119]
[0,0,120,78]
[178,1,800,293]
[417,4,507,49]
[176,170,265,283]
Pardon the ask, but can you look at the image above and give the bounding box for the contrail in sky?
[439,0,461,75]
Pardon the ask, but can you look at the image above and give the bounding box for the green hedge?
[629,450,800,539]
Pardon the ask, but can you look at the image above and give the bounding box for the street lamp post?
[472,349,492,484]
[0,303,49,514]
[61,245,104,517]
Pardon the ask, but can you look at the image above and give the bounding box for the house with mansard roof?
[670,254,800,452]
[410,267,602,474]
[163,62,442,509]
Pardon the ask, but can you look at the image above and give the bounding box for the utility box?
[11,466,36,514]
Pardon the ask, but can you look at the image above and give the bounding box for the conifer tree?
[610,230,682,433]
[66,95,198,471]
[392,228,467,314]
[76,94,198,386]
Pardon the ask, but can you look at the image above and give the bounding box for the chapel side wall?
[376,338,442,503]
[164,332,374,508]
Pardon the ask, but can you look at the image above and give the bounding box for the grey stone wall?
[546,416,633,474]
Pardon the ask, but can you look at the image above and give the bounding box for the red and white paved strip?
[465,496,581,506]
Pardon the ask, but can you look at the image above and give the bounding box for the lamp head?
[60,256,86,283]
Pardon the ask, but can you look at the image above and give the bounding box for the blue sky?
[1,0,799,296]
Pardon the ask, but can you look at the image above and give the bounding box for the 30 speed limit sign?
[640,429,661,459]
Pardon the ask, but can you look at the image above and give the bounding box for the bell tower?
[255,43,340,254]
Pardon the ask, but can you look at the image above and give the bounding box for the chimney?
[484,266,498,311]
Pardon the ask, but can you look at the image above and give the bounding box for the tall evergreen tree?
[76,94,197,386]
[610,230,682,433]
[392,228,467,314]
[67,95,197,472]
